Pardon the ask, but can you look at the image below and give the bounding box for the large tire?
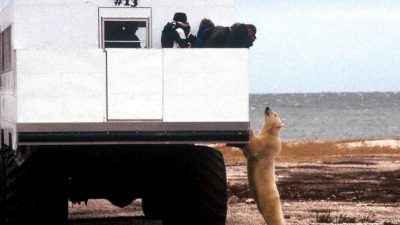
[142,145,227,225]
[0,145,10,223]
[0,146,68,225]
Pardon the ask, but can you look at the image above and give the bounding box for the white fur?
[241,108,286,225]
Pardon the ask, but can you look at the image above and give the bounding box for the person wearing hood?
[192,18,215,48]
[225,23,257,48]
[204,23,240,48]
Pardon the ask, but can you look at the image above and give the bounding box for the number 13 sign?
[114,0,139,7]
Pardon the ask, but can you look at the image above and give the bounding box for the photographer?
[161,12,196,48]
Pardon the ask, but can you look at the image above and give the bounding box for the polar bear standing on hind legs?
[242,106,286,225]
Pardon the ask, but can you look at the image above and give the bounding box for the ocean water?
[250,92,400,141]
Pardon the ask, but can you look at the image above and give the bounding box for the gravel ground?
[69,159,400,225]
[68,199,400,225]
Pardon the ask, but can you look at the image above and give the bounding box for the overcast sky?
[235,0,400,94]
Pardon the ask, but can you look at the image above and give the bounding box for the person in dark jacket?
[193,18,215,48]
[161,12,192,48]
[203,23,240,48]
[225,24,257,48]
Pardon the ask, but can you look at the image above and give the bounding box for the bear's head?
[259,107,284,137]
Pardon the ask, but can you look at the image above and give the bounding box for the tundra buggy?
[0,0,249,224]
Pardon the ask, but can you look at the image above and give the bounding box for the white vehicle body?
[0,1,248,223]
[0,0,249,149]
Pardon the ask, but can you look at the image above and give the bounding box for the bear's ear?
[249,129,256,140]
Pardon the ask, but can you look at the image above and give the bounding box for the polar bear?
[242,106,286,225]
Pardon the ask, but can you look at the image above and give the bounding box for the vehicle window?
[104,20,148,48]
[0,26,11,73]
